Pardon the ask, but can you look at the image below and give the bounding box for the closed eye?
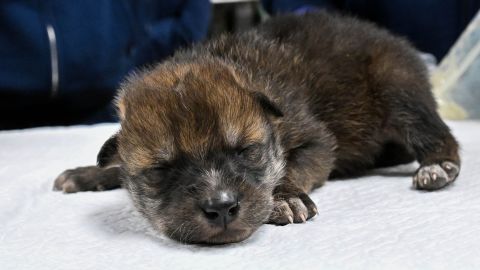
[151,162,171,172]
[236,144,256,155]
[236,143,263,162]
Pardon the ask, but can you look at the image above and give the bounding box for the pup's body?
[54,12,460,244]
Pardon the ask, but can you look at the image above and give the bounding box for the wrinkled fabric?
[1,121,480,269]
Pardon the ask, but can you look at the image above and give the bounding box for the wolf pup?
[54,12,460,244]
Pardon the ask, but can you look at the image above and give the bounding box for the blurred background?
[1,0,479,130]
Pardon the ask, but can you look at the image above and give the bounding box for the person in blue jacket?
[262,0,480,61]
[0,0,211,130]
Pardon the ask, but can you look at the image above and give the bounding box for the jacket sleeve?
[147,0,211,59]
[261,0,335,14]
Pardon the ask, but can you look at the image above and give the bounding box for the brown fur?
[117,61,271,171]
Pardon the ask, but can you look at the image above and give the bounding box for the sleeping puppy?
[54,11,460,244]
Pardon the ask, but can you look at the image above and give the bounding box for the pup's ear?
[253,92,284,117]
[97,133,121,168]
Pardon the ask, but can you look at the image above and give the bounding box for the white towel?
[1,121,479,270]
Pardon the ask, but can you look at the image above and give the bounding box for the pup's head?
[98,60,285,244]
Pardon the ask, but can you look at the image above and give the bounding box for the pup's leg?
[399,108,460,191]
[268,139,335,224]
[53,166,121,193]
[367,43,461,190]
[376,64,460,190]
[54,134,122,193]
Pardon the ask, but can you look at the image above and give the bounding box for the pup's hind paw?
[413,161,460,191]
[267,193,317,225]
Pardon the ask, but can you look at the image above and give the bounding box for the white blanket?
[1,121,479,270]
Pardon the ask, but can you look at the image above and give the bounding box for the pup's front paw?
[268,193,317,225]
[413,161,460,191]
[53,166,119,193]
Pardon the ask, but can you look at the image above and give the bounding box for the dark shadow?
[329,162,418,181]
[88,202,260,250]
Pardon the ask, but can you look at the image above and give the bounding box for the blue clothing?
[0,0,211,129]
[262,0,480,61]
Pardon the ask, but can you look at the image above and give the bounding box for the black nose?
[200,191,240,229]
